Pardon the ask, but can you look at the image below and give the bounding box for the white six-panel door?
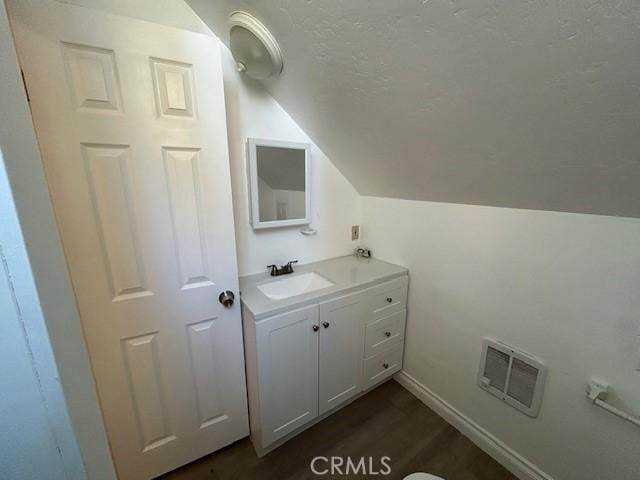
[9,1,249,478]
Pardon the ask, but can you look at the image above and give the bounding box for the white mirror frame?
[246,138,311,230]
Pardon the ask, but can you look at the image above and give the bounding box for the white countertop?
[239,255,408,320]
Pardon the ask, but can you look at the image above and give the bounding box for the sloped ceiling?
[186,0,640,217]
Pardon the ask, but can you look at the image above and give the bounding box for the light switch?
[351,225,360,241]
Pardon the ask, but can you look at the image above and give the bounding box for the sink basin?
[257,272,334,300]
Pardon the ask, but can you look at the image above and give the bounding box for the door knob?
[218,290,235,308]
[312,325,320,332]
[322,322,330,329]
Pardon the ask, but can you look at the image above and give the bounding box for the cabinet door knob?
[322,321,330,329]
[386,297,393,303]
[385,331,391,337]
[312,325,319,332]
[383,363,389,369]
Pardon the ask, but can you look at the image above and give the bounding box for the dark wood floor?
[160,380,517,480]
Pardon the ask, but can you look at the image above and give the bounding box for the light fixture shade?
[229,11,283,80]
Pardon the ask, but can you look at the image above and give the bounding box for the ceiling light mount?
[229,11,283,80]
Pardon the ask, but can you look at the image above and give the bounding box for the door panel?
[186,318,226,429]
[318,291,366,415]
[256,305,319,446]
[151,58,196,119]
[122,333,176,452]
[9,1,248,478]
[62,42,123,113]
[83,143,151,300]
[163,146,212,289]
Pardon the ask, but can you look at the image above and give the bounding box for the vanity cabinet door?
[256,305,319,446]
[318,291,366,415]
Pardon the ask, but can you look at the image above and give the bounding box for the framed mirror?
[247,138,311,229]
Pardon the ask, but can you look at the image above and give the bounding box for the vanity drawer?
[364,309,406,358]
[363,342,403,390]
[366,276,408,322]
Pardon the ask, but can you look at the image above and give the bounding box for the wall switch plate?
[351,225,360,241]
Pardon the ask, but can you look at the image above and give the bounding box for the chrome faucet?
[267,260,298,276]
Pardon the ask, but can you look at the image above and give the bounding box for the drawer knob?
[383,363,390,369]
[312,325,319,332]
[385,331,391,337]
[386,297,393,303]
[322,321,330,329]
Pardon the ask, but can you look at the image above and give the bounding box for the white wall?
[258,177,277,221]
[258,180,306,222]
[257,179,307,222]
[220,46,361,276]
[363,196,640,480]
[0,154,73,480]
[272,189,306,220]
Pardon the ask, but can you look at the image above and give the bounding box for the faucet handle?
[285,260,298,273]
[267,264,277,276]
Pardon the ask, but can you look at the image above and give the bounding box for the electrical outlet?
[351,225,360,241]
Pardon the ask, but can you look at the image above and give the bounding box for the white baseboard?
[394,371,554,480]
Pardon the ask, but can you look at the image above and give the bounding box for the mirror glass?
[255,145,306,222]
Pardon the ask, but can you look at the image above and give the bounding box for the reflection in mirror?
[256,146,306,222]
[247,139,311,229]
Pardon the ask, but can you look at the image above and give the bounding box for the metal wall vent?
[478,339,547,417]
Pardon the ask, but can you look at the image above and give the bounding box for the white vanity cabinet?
[362,277,408,390]
[241,262,408,456]
[253,305,320,447]
[318,291,366,415]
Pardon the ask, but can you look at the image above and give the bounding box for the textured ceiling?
[186,0,640,217]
